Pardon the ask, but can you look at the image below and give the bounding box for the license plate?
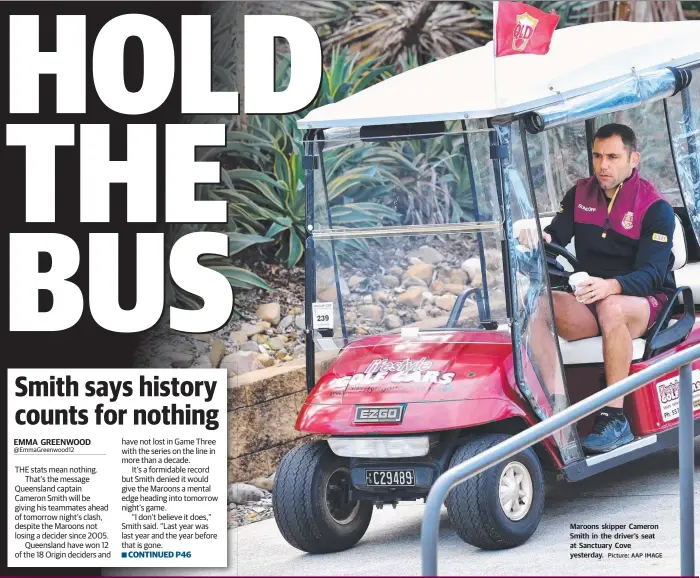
[365,469,415,487]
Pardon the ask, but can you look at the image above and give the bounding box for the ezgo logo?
[354,405,404,423]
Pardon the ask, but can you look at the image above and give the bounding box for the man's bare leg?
[527,291,599,398]
[576,294,651,453]
[595,295,651,407]
[552,291,600,341]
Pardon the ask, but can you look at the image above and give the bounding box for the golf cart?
[271,19,700,553]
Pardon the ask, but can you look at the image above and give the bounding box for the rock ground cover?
[134,237,506,373]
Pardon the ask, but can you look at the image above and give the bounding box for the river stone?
[318,287,337,302]
[221,351,259,376]
[397,287,423,307]
[209,340,228,367]
[461,258,481,281]
[358,305,383,323]
[231,330,248,345]
[403,276,428,288]
[241,341,261,352]
[349,275,367,289]
[389,266,404,277]
[485,248,503,271]
[445,283,468,295]
[241,323,263,337]
[470,271,496,289]
[373,291,390,303]
[431,280,446,295]
[408,246,445,264]
[385,314,402,330]
[268,337,288,351]
[229,483,265,504]
[381,275,400,288]
[362,294,374,304]
[449,269,469,285]
[317,268,350,296]
[402,262,433,284]
[256,353,275,368]
[279,315,294,330]
[256,303,281,326]
[247,477,274,492]
[436,294,457,311]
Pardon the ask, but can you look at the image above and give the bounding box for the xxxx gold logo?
[513,12,539,52]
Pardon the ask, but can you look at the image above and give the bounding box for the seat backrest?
[514,213,687,271]
[672,213,687,270]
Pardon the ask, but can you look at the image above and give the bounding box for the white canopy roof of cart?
[298,20,700,129]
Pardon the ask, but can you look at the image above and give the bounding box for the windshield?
[308,123,506,346]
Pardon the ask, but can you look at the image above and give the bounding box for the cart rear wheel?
[446,434,544,550]
[272,441,372,553]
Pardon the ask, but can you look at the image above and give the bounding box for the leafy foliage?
[199,48,399,269]
[297,1,490,68]
[164,224,273,312]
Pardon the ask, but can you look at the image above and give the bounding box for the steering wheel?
[544,241,582,290]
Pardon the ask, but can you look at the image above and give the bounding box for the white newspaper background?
[7,368,227,568]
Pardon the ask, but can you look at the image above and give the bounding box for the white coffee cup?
[569,271,590,293]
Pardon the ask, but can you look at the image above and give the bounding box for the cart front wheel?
[272,441,372,553]
[446,434,544,549]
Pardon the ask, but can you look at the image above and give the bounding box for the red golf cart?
[271,19,700,553]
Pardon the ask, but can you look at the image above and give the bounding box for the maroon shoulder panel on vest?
[573,170,662,240]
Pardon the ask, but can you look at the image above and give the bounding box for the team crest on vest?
[512,12,539,52]
[622,211,634,230]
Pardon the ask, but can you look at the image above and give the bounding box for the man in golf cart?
[520,123,676,454]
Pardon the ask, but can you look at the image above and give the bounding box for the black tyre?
[272,441,373,553]
[445,434,544,550]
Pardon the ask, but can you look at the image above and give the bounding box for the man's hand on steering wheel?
[517,227,551,249]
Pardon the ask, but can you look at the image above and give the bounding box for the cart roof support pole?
[303,130,317,393]
[585,118,596,177]
[461,120,491,322]
[489,122,541,418]
[681,85,700,234]
[317,140,348,343]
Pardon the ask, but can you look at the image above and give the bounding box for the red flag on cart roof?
[494,1,560,57]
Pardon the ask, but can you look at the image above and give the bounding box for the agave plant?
[200,49,398,268]
[299,1,490,67]
[164,223,272,312]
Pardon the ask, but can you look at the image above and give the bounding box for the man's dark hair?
[594,123,637,154]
